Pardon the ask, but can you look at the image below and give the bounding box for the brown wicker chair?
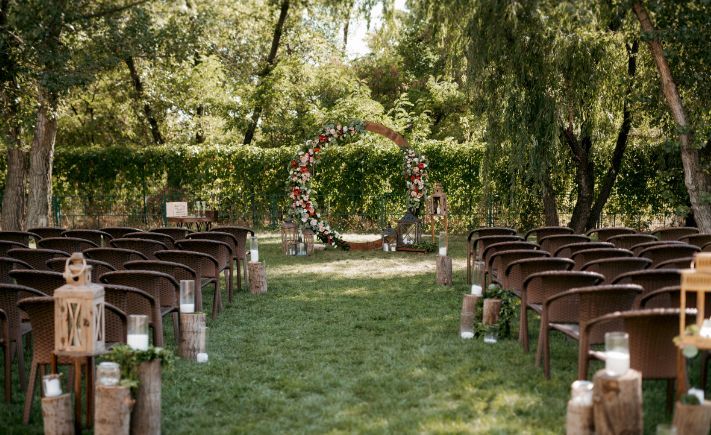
[553,242,614,258]
[536,284,643,379]
[83,247,147,270]
[655,257,694,270]
[109,238,168,260]
[629,240,685,256]
[211,226,255,291]
[570,248,634,270]
[26,227,65,239]
[487,249,550,287]
[104,303,127,348]
[100,227,142,239]
[150,227,193,240]
[468,235,523,284]
[0,231,40,246]
[0,240,27,256]
[102,284,161,347]
[679,233,711,249]
[637,244,701,267]
[585,227,636,242]
[155,250,220,318]
[1,307,9,402]
[174,239,232,315]
[524,226,574,242]
[635,285,711,310]
[538,235,591,255]
[704,242,711,252]
[612,269,681,305]
[607,233,658,250]
[46,257,116,279]
[481,241,539,285]
[188,232,238,301]
[9,269,65,296]
[581,257,651,283]
[0,257,33,283]
[7,248,69,271]
[37,236,97,253]
[651,226,699,241]
[502,257,575,295]
[124,231,176,250]
[61,229,113,247]
[519,270,603,352]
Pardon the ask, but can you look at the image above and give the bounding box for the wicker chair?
[629,240,685,256]
[1,307,9,402]
[704,242,711,252]
[124,259,198,303]
[487,249,550,287]
[155,250,220,318]
[651,226,699,241]
[585,227,636,242]
[536,284,643,379]
[100,227,142,239]
[0,284,45,396]
[612,269,681,305]
[46,257,116,279]
[607,233,658,250]
[501,257,575,295]
[637,244,700,267]
[0,240,27,257]
[538,235,591,255]
[7,248,69,271]
[210,226,255,291]
[9,269,65,296]
[26,227,65,239]
[679,233,711,249]
[102,284,161,347]
[188,232,238,301]
[109,238,168,260]
[519,270,603,352]
[0,257,33,283]
[124,231,176,250]
[468,235,523,285]
[0,231,40,246]
[655,257,694,270]
[570,248,634,270]
[104,303,127,348]
[482,242,540,285]
[150,227,193,240]
[61,229,113,247]
[581,257,651,283]
[524,226,574,242]
[174,239,232,316]
[83,247,147,270]
[554,242,614,258]
[37,236,97,253]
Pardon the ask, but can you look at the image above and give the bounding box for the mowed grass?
[3,234,676,433]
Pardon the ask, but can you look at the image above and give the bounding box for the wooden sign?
[166,202,188,218]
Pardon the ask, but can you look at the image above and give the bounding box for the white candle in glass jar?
[471,285,483,296]
[250,249,259,263]
[196,352,208,363]
[44,378,62,397]
[439,247,447,256]
[605,351,630,376]
[390,244,396,252]
[127,333,149,351]
[180,303,195,314]
[383,243,389,252]
[460,331,474,339]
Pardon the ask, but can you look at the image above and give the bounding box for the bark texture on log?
[95,385,134,435]
[566,399,594,435]
[482,298,502,326]
[130,360,161,435]
[41,393,74,435]
[672,401,711,435]
[436,255,453,286]
[248,261,267,294]
[1,141,27,231]
[592,369,643,435]
[460,294,478,335]
[26,89,57,229]
[178,312,206,360]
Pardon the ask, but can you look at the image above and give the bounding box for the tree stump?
[248,262,267,294]
[460,294,478,337]
[672,400,711,435]
[95,385,134,435]
[178,312,206,360]
[130,360,161,435]
[41,394,74,435]
[566,399,594,435]
[592,369,643,435]
[482,298,502,326]
[436,255,453,286]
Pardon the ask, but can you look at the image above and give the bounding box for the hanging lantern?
[427,183,448,216]
[679,253,711,349]
[397,211,422,248]
[54,252,105,356]
[302,228,315,255]
[281,220,298,255]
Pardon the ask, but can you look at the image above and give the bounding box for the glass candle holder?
[605,331,630,377]
[570,380,593,406]
[250,236,259,263]
[197,325,209,363]
[127,314,149,351]
[390,243,396,252]
[438,232,447,256]
[97,362,120,386]
[383,242,389,252]
[180,280,195,313]
[483,325,498,344]
[42,373,63,397]
[297,242,307,256]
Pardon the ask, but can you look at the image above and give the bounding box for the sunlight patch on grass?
[270,255,466,278]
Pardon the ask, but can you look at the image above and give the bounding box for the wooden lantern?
[679,253,711,349]
[54,252,105,356]
[427,183,448,216]
[302,228,315,255]
[397,211,422,248]
[281,220,298,255]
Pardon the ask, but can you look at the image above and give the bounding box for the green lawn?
[3,234,679,433]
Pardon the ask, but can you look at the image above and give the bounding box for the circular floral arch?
[288,120,428,250]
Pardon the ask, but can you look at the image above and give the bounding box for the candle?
[43,376,62,397]
[605,350,630,376]
[439,247,447,256]
[390,244,396,252]
[127,333,149,351]
[471,284,482,296]
[383,243,389,252]
[570,380,593,406]
[180,303,195,314]
[460,331,474,339]
[688,388,705,403]
[196,352,208,363]
[97,362,120,386]
[250,249,259,263]
[484,333,497,344]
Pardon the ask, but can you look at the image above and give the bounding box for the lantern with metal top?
[281,220,298,255]
[303,228,315,255]
[397,211,422,248]
[54,252,105,355]
[427,182,448,216]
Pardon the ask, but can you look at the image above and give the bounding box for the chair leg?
[236,258,242,291]
[466,250,472,285]
[13,335,27,391]
[3,343,10,403]
[22,362,38,424]
[153,308,164,347]
[172,312,180,345]
[211,281,221,320]
[226,266,233,304]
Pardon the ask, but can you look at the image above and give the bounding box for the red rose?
[418,163,425,169]
[319,134,327,143]
[290,160,298,168]
[314,147,320,153]
[410,175,415,181]
[300,166,308,173]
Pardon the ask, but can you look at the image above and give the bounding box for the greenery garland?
[287,121,429,249]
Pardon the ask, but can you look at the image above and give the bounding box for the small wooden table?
[167,216,215,231]
[50,351,103,433]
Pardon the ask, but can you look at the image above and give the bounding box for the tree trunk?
[243,0,290,145]
[94,385,134,435]
[542,175,560,226]
[124,56,164,145]
[26,89,58,228]
[592,369,643,435]
[633,2,711,232]
[248,261,267,294]
[41,394,74,435]
[130,360,161,435]
[565,129,595,233]
[1,124,26,231]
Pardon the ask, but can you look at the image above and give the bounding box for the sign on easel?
[166,202,188,218]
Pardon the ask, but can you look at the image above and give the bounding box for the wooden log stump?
[41,393,74,435]
[178,313,206,360]
[672,400,711,435]
[436,255,453,286]
[566,399,594,435]
[592,369,643,435]
[248,261,267,294]
[130,360,161,435]
[95,385,134,435]
[482,298,502,326]
[460,294,478,337]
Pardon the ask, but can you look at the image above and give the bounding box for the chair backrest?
[101,283,156,325]
[27,227,66,239]
[104,302,127,345]
[154,250,219,279]
[0,256,32,283]
[175,239,231,269]
[124,232,175,250]
[489,249,550,285]
[651,226,699,241]
[83,247,148,270]
[100,227,143,239]
[581,257,651,283]
[654,257,694,270]
[0,240,27,256]
[188,232,238,258]
[9,269,65,296]
[607,233,658,250]
[524,226,574,242]
[482,241,538,270]
[101,270,179,308]
[503,257,575,292]
[0,231,40,246]
[704,241,711,252]
[612,269,681,298]
[46,257,116,279]
[539,235,591,255]
[637,244,701,267]
[16,297,56,364]
[0,283,45,337]
[630,240,686,256]
[554,242,614,258]
[210,226,255,259]
[585,227,636,242]
[37,236,97,253]
[522,270,603,305]
[569,284,644,344]
[679,233,711,248]
[636,285,711,310]
[468,227,517,243]
[570,248,634,270]
[7,248,69,270]
[61,229,113,247]
[109,238,168,260]
[473,235,523,260]
[150,227,193,240]
[124,260,197,283]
